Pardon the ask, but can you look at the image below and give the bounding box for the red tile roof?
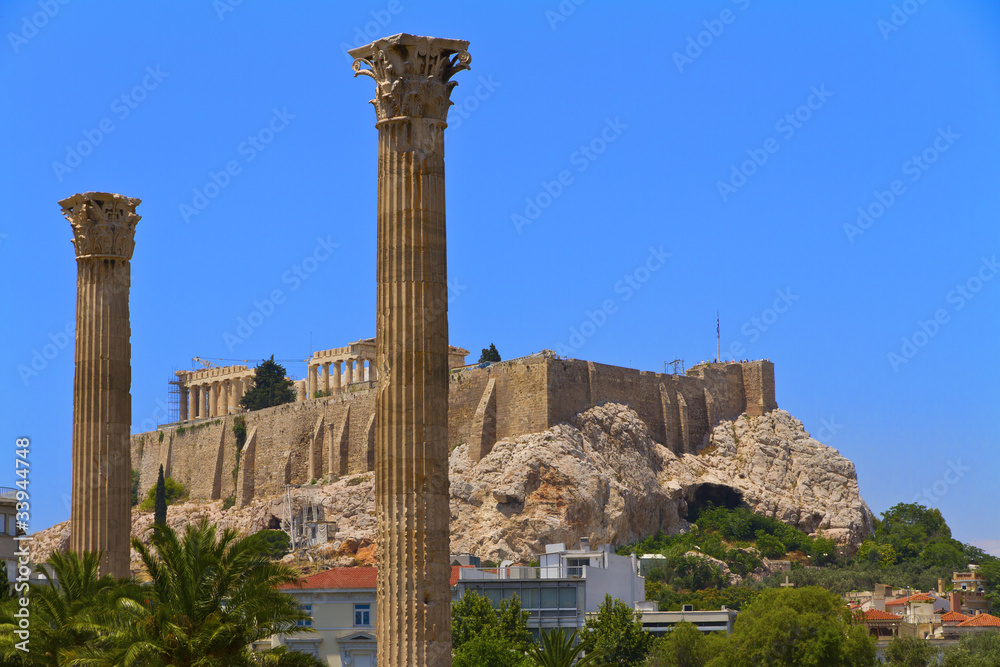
[940,611,971,622]
[859,609,902,621]
[958,613,1000,628]
[280,566,464,590]
[886,593,936,607]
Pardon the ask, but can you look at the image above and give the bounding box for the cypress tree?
[239,355,296,411]
[154,464,167,526]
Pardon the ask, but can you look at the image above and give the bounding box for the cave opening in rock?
[266,515,281,530]
[685,483,746,522]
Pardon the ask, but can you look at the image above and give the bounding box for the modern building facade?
[455,540,646,635]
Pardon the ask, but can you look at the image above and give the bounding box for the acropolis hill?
[34,341,874,568]
[131,343,777,506]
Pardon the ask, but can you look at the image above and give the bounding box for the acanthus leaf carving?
[59,192,141,260]
[350,34,470,123]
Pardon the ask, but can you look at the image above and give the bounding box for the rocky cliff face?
[31,403,872,570]
[449,403,872,562]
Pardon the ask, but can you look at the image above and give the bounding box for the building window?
[355,603,371,626]
[297,604,312,627]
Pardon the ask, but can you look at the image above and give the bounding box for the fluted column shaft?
[333,362,342,394]
[352,33,470,667]
[188,385,198,421]
[63,191,140,579]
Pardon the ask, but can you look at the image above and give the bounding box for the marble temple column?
[322,362,331,393]
[345,359,354,386]
[187,385,197,421]
[61,191,141,578]
[230,379,241,411]
[179,387,188,423]
[307,364,316,397]
[333,362,342,394]
[202,386,210,418]
[351,33,470,667]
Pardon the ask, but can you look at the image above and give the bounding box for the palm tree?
[528,627,604,667]
[65,519,322,666]
[0,550,128,665]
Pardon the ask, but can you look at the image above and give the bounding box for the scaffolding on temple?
[167,375,181,424]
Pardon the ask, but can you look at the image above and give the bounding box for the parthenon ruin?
[173,338,469,420]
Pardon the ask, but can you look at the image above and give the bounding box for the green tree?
[452,589,533,654]
[979,559,1000,612]
[940,630,1000,666]
[647,622,725,667]
[138,472,187,512]
[0,550,131,665]
[528,627,602,667]
[580,594,653,666]
[810,537,839,566]
[240,355,296,411]
[71,519,322,666]
[479,343,501,364]
[453,589,503,650]
[882,636,938,667]
[454,634,530,667]
[721,586,877,667]
[875,503,951,561]
[755,530,787,559]
[153,463,167,525]
[131,468,141,506]
[496,594,534,653]
[258,528,292,559]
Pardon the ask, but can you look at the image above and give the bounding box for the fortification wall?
[133,357,776,503]
[131,387,379,506]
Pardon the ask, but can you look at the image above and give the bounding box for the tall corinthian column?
[350,34,469,667]
[60,192,141,578]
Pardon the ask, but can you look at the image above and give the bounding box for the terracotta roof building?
[264,566,462,665]
[857,608,903,638]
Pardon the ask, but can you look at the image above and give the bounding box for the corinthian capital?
[60,192,141,260]
[350,33,471,123]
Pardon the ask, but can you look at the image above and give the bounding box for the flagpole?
[716,311,720,362]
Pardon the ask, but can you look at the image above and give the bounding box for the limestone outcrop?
[32,403,872,570]
[448,403,872,562]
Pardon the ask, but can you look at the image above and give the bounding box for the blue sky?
[2,1,997,555]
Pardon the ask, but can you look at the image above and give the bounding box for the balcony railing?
[459,565,589,581]
[0,488,18,500]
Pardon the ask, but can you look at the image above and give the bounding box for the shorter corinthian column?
[62,191,141,578]
[351,33,470,667]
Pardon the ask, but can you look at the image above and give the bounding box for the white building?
[634,600,738,635]
[454,539,645,634]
